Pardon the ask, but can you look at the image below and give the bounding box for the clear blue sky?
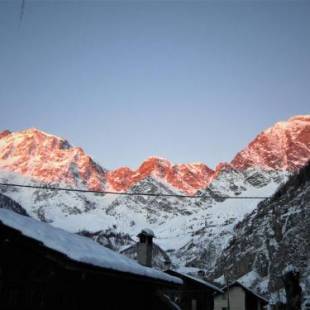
[0,0,309,170]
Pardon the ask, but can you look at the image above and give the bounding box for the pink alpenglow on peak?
[0,128,107,190]
[0,130,11,140]
[107,156,214,194]
[231,115,310,171]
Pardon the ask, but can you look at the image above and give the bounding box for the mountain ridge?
[0,115,309,195]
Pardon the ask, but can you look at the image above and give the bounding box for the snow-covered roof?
[166,270,223,293]
[0,209,182,285]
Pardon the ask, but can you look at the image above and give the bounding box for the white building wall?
[214,286,246,310]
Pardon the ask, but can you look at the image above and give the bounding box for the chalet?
[165,269,224,310]
[0,209,182,309]
[214,281,268,310]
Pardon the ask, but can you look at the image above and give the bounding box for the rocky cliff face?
[210,162,310,303]
[0,193,28,216]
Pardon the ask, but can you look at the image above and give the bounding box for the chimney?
[163,259,171,271]
[137,228,155,267]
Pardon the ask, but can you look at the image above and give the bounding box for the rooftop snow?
[179,272,223,293]
[167,270,223,293]
[0,209,182,285]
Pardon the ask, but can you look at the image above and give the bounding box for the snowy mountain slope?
[0,166,287,271]
[167,168,285,270]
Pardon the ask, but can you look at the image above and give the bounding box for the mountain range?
[0,114,309,302]
[0,115,309,194]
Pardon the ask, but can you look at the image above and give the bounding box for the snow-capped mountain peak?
[231,115,310,171]
[107,156,214,194]
[0,128,107,190]
[0,115,309,195]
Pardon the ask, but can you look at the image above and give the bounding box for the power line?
[0,183,269,200]
[19,0,26,26]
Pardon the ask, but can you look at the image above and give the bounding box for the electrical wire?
[0,183,269,199]
[19,0,25,26]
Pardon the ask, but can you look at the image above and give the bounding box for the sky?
[0,0,309,170]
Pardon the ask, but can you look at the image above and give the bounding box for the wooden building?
[0,209,182,309]
[165,269,224,310]
[214,281,268,310]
